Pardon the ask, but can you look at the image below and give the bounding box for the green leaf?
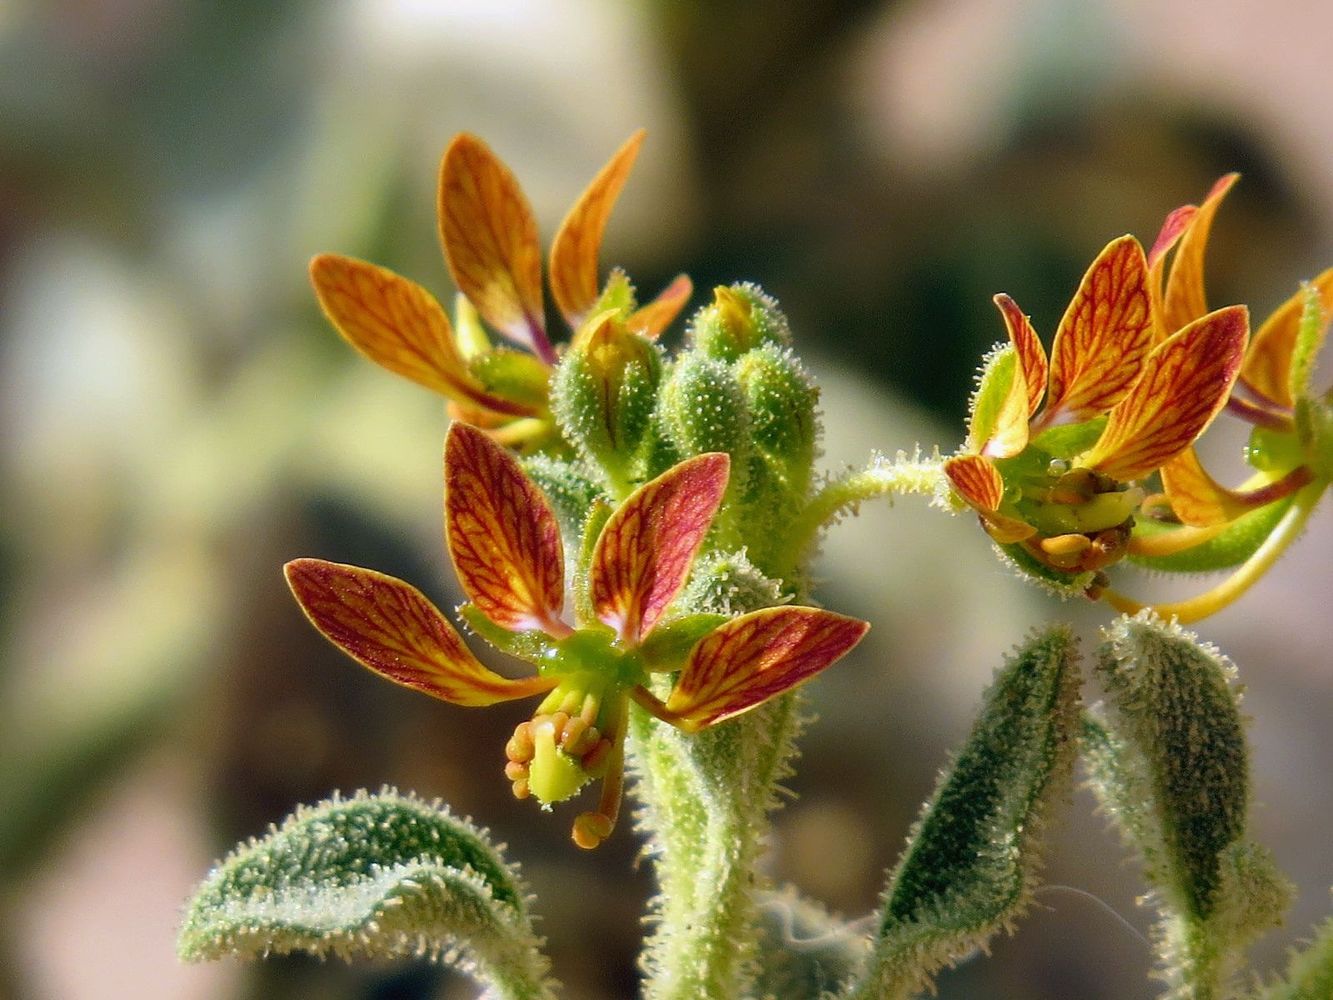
[178,789,554,1000]
[844,624,1082,1000]
[1087,612,1289,999]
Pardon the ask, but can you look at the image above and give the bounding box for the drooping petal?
[967,345,1031,458]
[590,453,729,645]
[1159,447,1308,528]
[1081,305,1248,482]
[444,422,568,635]
[1160,174,1239,336]
[438,134,554,363]
[309,255,535,417]
[664,607,869,730]
[993,293,1048,417]
[1239,267,1333,410]
[628,274,694,339]
[1146,203,1198,341]
[549,130,645,329]
[284,559,556,706]
[1043,235,1153,426]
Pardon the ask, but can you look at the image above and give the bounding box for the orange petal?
[1159,446,1306,528]
[1082,305,1248,482]
[549,130,645,329]
[1146,203,1198,341]
[284,559,556,707]
[445,422,568,635]
[993,294,1048,417]
[1160,174,1239,336]
[664,607,868,730]
[628,274,694,339]
[1239,267,1333,410]
[309,255,535,417]
[438,134,554,363]
[944,454,1003,511]
[1043,235,1153,426]
[590,453,729,645]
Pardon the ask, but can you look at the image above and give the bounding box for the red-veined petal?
[628,274,693,339]
[993,294,1048,416]
[1147,203,1198,341]
[438,134,554,363]
[1160,174,1239,336]
[944,454,1003,512]
[445,422,568,635]
[1043,235,1153,425]
[664,607,868,730]
[284,559,556,706]
[549,130,645,329]
[309,255,535,417]
[590,453,729,645]
[1159,447,1304,528]
[1081,305,1248,482]
[1239,267,1333,410]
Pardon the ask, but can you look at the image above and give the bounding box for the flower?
[307,132,692,448]
[285,423,868,848]
[944,232,1248,593]
[1093,176,1333,621]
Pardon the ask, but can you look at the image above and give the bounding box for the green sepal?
[736,344,819,496]
[688,282,793,362]
[638,612,729,672]
[1087,613,1289,998]
[457,604,558,665]
[469,348,550,409]
[845,625,1082,1000]
[1128,495,1295,573]
[591,266,638,319]
[751,887,869,998]
[178,789,554,1000]
[1289,280,1329,406]
[658,352,752,521]
[995,539,1096,598]
[1033,415,1107,459]
[1258,914,1333,1000]
[573,499,613,628]
[1297,395,1333,481]
[967,344,1021,453]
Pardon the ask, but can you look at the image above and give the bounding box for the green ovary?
[1018,486,1144,536]
[528,718,590,803]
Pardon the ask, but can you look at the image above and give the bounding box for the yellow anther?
[510,778,530,800]
[504,760,529,782]
[561,717,589,754]
[506,722,535,763]
[1039,533,1092,557]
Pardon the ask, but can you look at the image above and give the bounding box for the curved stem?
[778,453,944,575]
[1105,480,1326,623]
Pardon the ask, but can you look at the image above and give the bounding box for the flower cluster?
[945,175,1331,618]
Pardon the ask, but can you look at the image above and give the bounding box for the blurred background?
[2,1,1331,997]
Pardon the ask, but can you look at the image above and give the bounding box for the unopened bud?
[689,283,792,361]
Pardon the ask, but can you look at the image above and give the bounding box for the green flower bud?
[658,352,751,477]
[688,283,792,361]
[469,347,550,410]
[736,344,818,494]
[550,310,662,493]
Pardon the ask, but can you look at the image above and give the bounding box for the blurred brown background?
[2,1,1331,998]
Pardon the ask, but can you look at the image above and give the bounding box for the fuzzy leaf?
[1088,612,1286,998]
[751,888,870,998]
[845,625,1082,1000]
[179,790,554,1000]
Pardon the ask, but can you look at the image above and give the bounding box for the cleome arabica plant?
[179,134,1333,999]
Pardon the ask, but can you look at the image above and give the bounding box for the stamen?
[571,735,626,851]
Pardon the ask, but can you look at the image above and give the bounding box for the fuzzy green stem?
[631,692,804,1000]
[778,452,944,575]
